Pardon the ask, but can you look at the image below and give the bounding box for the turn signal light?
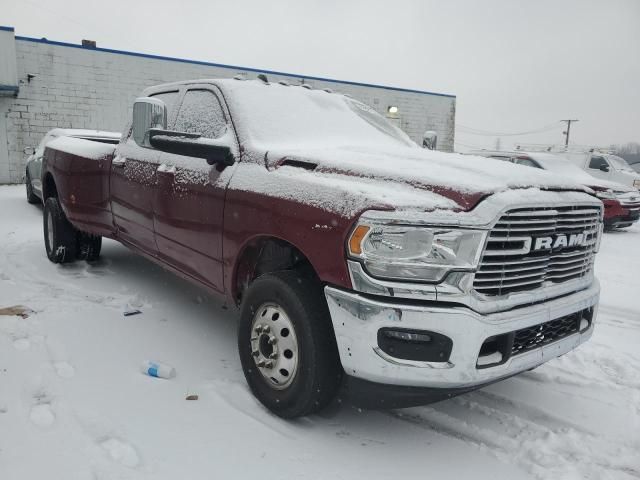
[348,225,370,255]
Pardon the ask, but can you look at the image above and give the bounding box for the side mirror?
[599,164,610,172]
[422,130,438,150]
[132,97,167,147]
[23,146,35,156]
[149,129,235,167]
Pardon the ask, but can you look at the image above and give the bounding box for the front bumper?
[325,280,599,389]
[603,199,640,228]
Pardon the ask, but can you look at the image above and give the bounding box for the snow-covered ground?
[1,184,638,480]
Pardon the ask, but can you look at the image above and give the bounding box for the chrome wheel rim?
[250,303,299,390]
[47,211,54,251]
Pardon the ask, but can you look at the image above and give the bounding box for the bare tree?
[615,142,640,164]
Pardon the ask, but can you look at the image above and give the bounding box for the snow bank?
[46,136,116,160]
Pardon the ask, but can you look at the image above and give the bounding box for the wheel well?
[43,173,57,199]
[233,237,317,306]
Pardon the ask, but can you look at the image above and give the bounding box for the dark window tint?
[150,91,179,118]
[515,158,540,168]
[174,90,227,139]
[589,156,609,170]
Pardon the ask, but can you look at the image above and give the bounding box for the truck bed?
[44,136,118,237]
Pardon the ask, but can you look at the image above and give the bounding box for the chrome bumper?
[325,280,599,388]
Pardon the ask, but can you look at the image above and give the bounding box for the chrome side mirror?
[132,97,167,147]
[422,130,438,150]
[23,146,35,156]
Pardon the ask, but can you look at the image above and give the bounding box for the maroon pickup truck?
[41,78,603,418]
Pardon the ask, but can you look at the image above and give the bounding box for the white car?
[514,145,640,190]
[24,128,121,203]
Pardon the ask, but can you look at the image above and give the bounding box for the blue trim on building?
[0,26,15,32]
[0,85,19,94]
[13,34,455,98]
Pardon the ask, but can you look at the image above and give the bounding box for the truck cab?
[586,153,640,189]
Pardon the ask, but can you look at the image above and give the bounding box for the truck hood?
[267,146,590,211]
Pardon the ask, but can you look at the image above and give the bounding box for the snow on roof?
[45,136,116,160]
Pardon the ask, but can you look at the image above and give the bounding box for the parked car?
[40,78,603,418]
[515,144,640,190]
[24,128,121,203]
[470,150,640,230]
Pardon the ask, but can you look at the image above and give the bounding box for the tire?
[238,270,343,418]
[43,197,77,264]
[77,232,102,262]
[25,171,40,204]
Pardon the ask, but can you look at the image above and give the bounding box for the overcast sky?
[5,0,640,151]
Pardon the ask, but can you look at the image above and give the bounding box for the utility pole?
[561,119,579,146]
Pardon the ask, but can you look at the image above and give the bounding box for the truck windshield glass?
[606,155,634,172]
[224,82,417,150]
[535,155,602,183]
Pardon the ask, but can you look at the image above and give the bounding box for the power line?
[455,122,562,137]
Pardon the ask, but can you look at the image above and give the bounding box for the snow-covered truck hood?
[266,146,591,211]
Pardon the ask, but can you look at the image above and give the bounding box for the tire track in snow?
[388,393,640,480]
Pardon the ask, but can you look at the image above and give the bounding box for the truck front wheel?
[43,197,77,264]
[238,270,343,418]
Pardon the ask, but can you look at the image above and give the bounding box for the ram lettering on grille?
[473,205,601,296]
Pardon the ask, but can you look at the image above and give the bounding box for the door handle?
[112,156,125,167]
[157,164,176,175]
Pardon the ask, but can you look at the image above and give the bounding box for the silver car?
[24,128,121,203]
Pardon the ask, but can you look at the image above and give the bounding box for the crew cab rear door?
[153,86,238,293]
[110,90,181,256]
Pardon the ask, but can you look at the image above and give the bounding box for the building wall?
[1,34,456,184]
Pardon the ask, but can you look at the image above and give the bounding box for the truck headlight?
[348,224,487,283]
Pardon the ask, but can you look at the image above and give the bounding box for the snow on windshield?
[606,155,634,172]
[222,80,416,150]
[532,155,601,183]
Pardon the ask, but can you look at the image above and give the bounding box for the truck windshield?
[606,155,635,173]
[224,81,417,150]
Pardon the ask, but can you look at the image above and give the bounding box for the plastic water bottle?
[141,360,176,379]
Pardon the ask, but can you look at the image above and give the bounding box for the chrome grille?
[474,205,601,296]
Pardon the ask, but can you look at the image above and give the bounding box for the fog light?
[377,328,452,362]
[384,330,432,343]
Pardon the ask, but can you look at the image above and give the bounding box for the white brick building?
[0,26,456,184]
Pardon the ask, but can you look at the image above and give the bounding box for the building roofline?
[10,31,455,98]
[0,26,15,32]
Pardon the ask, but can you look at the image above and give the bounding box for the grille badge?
[530,231,591,252]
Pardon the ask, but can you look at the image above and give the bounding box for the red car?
[41,79,603,417]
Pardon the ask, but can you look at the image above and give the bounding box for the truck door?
[153,87,237,293]
[110,90,181,256]
[587,155,612,181]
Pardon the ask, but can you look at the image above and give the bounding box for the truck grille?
[474,205,601,296]
[511,312,581,356]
